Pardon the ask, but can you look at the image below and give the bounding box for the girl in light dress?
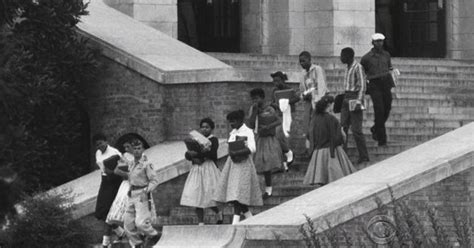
[214,110,263,224]
[303,95,356,186]
[180,118,223,225]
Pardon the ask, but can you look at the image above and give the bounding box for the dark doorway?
[178,0,240,52]
[376,0,446,58]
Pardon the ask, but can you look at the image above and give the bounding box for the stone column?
[104,0,178,38]
[446,0,474,59]
[240,0,375,56]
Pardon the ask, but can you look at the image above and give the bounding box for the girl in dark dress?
[303,96,357,185]
[180,118,223,225]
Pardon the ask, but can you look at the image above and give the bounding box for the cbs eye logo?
[366,215,396,244]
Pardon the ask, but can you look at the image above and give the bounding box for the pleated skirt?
[253,135,284,173]
[214,156,263,206]
[180,160,222,208]
[303,146,356,185]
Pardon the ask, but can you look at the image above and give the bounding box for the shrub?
[1,191,90,248]
[0,0,100,193]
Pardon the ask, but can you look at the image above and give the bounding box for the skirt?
[95,174,123,221]
[303,146,356,185]
[106,180,130,225]
[180,160,222,208]
[253,135,284,173]
[213,156,263,206]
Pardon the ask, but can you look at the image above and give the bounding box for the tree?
[0,0,100,193]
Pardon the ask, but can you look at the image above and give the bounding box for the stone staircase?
[151,54,474,234]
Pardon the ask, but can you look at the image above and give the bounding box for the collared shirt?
[95,145,122,176]
[128,155,159,192]
[344,60,366,101]
[299,64,328,103]
[228,124,256,153]
[360,48,392,80]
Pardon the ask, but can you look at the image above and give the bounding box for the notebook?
[274,89,295,101]
[103,155,121,171]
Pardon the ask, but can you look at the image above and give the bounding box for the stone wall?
[446,0,474,59]
[103,0,178,38]
[85,58,307,152]
[243,166,474,247]
[85,56,167,146]
[240,0,374,56]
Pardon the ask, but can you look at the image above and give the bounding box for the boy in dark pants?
[361,33,394,146]
[340,47,370,164]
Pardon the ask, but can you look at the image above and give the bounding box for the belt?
[130,185,147,191]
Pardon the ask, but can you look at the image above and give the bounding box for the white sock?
[113,226,125,237]
[265,186,272,195]
[283,162,288,171]
[243,211,253,219]
[285,150,294,163]
[198,222,205,226]
[232,215,240,225]
[102,235,111,246]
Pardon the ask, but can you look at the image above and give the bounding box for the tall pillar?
[104,0,178,38]
[446,0,474,59]
[240,0,375,56]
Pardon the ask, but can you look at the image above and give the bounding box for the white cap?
[371,33,385,41]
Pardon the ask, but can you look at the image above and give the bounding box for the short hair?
[92,133,107,143]
[250,88,265,99]
[315,95,335,114]
[130,138,143,147]
[200,117,215,130]
[270,71,288,81]
[226,110,245,122]
[341,47,355,58]
[299,51,311,59]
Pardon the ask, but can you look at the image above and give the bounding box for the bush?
[1,191,90,248]
[0,0,100,193]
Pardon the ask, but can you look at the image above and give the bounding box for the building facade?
[106,0,474,59]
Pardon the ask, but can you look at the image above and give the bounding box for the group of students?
[93,134,160,248]
[179,32,396,228]
[92,32,395,247]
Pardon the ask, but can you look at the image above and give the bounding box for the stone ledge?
[77,0,231,84]
[48,140,228,219]
[157,225,245,248]
[155,123,474,246]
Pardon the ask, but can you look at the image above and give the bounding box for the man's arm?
[145,163,159,193]
[356,64,366,101]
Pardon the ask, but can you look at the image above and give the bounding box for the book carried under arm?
[189,130,211,150]
[274,89,295,101]
[228,135,247,153]
[103,155,121,171]
[349,99,366,111]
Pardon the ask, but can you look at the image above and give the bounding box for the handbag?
[333,94,344,113]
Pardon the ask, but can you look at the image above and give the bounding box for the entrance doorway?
[376,0,446,58]
[178,0,240,52]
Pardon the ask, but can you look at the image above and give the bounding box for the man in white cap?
[360,33,394,147]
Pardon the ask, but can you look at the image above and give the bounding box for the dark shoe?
[112,234,126,244]
[145,234,160,247]
[135,244,143,248]
[370,127,377,141]
[378,142,387,147]
[262,192,272,200]
[216,219,223,224]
